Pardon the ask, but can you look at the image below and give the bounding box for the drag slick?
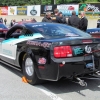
[0,22,100,86]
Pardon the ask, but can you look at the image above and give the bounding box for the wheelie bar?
[71,77,87,87]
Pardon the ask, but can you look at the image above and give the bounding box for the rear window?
[31,24,91,38]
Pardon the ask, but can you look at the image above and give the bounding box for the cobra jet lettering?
[27,41,51,48]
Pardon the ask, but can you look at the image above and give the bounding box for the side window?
[24,29,33,36]
[6,26,24,39]
[11,28,23,38]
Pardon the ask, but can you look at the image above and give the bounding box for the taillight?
[3,31,7,33]
[82,39,92,43]
[54,46,72,58]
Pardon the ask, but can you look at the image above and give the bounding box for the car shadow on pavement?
[1,62,100,96]
[0,63,23,78]
[42,78,100,96]
[43,79,100,96]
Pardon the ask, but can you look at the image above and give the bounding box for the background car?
[0,23,100,86]
[87,28,100,38]
[0,23,8,38]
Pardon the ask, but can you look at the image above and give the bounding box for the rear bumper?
[58,60,100,79]
[37,55,100,81]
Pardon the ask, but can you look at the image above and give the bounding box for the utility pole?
[54,0,56,4]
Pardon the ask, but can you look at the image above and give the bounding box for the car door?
[0,26,24,65]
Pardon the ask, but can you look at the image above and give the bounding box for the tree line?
[0,0,99,6]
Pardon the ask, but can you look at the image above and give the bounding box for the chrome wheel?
[25,58,34,76]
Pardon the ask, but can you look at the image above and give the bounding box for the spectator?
[97,19,100,28]
[58,12,67,24]
[79,11,88,32]
[42,12,52,23]
[22,19,24,21]
[32,18,37,22]
[68,11,80,28]
[10,20,14,27]
[54,8,59,16]
[0,18,3,23]
[52,8,64,23]
[4,18,7,25]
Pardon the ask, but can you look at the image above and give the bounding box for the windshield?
[30,24,91,38]
[0,24,7,29]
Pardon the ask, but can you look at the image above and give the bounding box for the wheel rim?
[25,58,34,76]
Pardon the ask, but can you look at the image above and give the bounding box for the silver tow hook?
[72,77,87,87]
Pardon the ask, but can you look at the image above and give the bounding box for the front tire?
[22,54,41,85]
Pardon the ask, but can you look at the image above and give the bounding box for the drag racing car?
[1,22,100,86]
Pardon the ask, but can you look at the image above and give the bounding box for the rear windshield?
[31,24,91,38]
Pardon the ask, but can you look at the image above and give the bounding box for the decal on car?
[73,47,84,56]
[0,44,17,60]
[26,41,51,48]
[0,33,44,60]
[2,33,43,44]
[38,57,46,64]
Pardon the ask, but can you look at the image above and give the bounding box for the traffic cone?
[22,76,28,83]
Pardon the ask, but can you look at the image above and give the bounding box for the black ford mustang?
[0,22,100,86]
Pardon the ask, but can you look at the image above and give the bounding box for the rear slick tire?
[22,54,41,85]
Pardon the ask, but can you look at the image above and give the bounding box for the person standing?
[68,11,80,28]
[79,11,88,32]
[42,12,52,23]
[0,18,3,23]
[52,8,64,23]
[4,18,7,25]
[10,20,14,27]
[58,12,67,24]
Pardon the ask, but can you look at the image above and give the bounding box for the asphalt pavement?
[0,63,100,100]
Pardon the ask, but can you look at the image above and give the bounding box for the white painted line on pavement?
[37,85,63,100]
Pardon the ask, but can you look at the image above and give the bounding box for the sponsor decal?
[57,4,79,16]
[40,5,57,16]
[2,49,12,56]
[79,3,100,19]
[30,6,37,15]
[0,6,8,15]
[17,6,27,15]
[44,6,52,11]
[73,47,84,55]
[26,41,51,48]
[38,58,46,64]
[27,5,40,16]
[85,45,92,53]
[8,6,17,15]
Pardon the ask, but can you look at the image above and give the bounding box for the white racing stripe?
[37,85,63,100]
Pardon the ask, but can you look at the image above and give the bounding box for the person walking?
[68,11,80,28]
[42,12,52,23]
[4,18,7,25]
[79,11,88,32]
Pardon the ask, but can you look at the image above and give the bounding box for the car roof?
[23,22,64,27]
